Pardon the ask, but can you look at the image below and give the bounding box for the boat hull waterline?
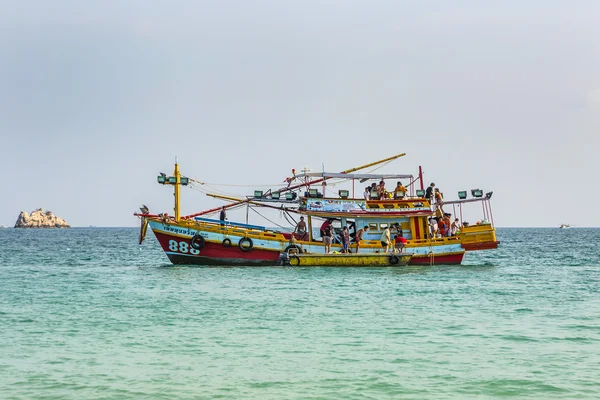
[151,222,467,266]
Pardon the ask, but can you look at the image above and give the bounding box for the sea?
[1,227,599,399]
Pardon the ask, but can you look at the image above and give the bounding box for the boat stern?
[459,224,499,251]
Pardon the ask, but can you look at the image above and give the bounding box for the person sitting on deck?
[377,180,386,200]
[369,183,378,200]
[394,182,407,199]
[394,231,407,253]
[451,218,461,235]
[355,225,369,253]
[293,216,309,241]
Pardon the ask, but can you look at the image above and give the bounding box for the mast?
[174,159,181,222]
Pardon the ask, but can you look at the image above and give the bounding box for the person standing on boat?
[320,218,333,238]
[323,222,333,254]
[429,217,438,238]
[341,226,350,253]
[380,226,391,253]
[435,189,445,214]
[425,182,435,210]
[219,206,226,226]
[443,214,452,237]
[294,216,309,241]
[355,226,369,253]
[363,187,370,201]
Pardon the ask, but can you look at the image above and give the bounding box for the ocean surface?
[1,228,599,399]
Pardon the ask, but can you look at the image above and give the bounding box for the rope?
[249,207,288,230]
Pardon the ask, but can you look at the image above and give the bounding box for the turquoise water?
[1,228,599,399]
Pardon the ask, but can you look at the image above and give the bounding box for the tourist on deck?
[438,216,447,237]
[219,206,226,226]
[355,226,369,253]
[363,187,370,201]
[377,180,386,200]
[435,189,445,214]
[429,217,438,238]
[451,218,461,235]
[425,183,435,210]
[380,226,391,253]
[443,214,452,237]
[323,222,333,254]
[394,182,407,199]
[341,226,350,253]
[293,216,309,241]
[394,231,407,253]
[320,218,333,238]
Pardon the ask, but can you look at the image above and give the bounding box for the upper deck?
[298,196,433,218]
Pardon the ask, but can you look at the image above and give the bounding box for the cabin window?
[379,223,389,230]
[369,223,378,231]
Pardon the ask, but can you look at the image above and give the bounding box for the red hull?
[154,231,280,266]
[462,241,500,251]
[153,231,464,266]
[410,253,464,265]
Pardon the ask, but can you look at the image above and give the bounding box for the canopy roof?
[294,172,413,180]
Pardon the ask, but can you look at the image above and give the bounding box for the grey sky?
[1,1,598,227]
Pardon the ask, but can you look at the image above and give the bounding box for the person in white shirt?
[380,226,391,253]
[363,187,370,201]
[429,217,438,239]
[451,218,461,235]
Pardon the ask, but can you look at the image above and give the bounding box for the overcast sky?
[1,0,598,227]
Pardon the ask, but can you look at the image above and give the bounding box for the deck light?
[471,189,483,198]
[254,190,264,198]
[271,191,280,200]
[180,177,189,186]
[168,176,177,184]
[157,175,166,184]
[458,191,467,199]
[309,189,318,198]
[285,192,295,200]
[338,190,349,199]
[416,189,425,197]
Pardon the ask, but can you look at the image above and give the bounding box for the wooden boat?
[136,153,499,266]
[280,252,413,267]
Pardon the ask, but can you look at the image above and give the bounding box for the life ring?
[238,237,253,252]
[222,238,232,247]
[285,244,301,254]
[389,254,400,265]
[191,234,205,250]
[289,256,300,266]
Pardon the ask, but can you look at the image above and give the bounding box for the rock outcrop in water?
[14,209,71,228]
